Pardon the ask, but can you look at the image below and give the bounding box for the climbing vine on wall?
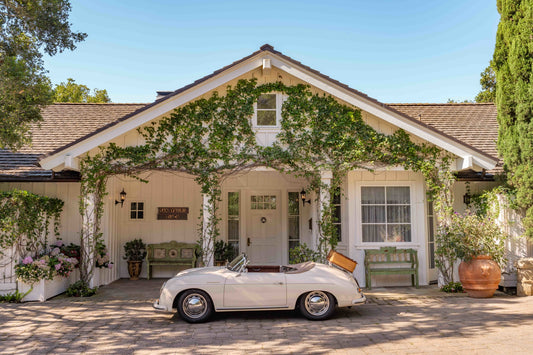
[0,190,63,260]
[79,78,450,267]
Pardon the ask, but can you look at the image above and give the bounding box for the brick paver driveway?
[1,279,532,354]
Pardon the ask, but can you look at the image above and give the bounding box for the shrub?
[289,243,320,264]
[66,280,97,297]
[440,282,464,293]
[123,238,147,261]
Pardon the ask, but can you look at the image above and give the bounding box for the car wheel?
[177,290,213,323]
[299,291,336,320]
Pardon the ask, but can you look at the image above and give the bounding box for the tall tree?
[493,0,533,239]
[475,65,496,103]
[0,0,86,150]
[53,78,111,103]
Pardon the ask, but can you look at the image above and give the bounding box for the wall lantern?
[115,188,127,207]
[300,189,311,205]
[463,192,471,205]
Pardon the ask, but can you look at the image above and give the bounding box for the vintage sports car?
[153,253,366,323]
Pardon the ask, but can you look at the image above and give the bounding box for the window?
[288,192,300,257]
[361,186,411,243]
[427,200,435,269]
[256,94,278,127]
[130,202,144,220]
[251,195,276,210]
[227,192,240,259]
[332,187,342,242]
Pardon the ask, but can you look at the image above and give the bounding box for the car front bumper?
[153,299,168,312]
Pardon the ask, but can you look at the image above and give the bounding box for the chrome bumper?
[153,299,167,312]
[352,295,366,305]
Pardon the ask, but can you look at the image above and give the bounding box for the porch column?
[80,192,96,286]
[202,194,215,267]
[316,170,333,256]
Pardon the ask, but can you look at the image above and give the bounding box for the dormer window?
[255,93,281,128]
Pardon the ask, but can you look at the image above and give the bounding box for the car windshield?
[227,253,247,272]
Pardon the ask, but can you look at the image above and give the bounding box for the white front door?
[246,191,282,264]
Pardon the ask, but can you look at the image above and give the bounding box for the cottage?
[1,45,526,294]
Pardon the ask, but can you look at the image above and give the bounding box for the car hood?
[172,266,226,279]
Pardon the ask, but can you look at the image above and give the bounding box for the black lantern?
[115,188,127,207]
[300,189,311,205]
[463,192,471,205]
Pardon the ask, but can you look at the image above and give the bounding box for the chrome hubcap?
[182,293,207,319]
[305,291,330,316]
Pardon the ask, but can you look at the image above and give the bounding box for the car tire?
[176,289,213,323]
[299,291,336,320]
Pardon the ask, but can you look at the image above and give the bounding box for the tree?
[0,0,86,150]
[53,78,111,103]
[475,65,496,103]
[493,0,533,239]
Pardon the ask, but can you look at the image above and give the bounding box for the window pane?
[332,188,341,204]
[428,216,434,242]
[131,202,137,210]
[289,216,299,240]
[228,220,239,240]
[138,202,144,210]
[334,224,341,242]
[386,187,410,204]
[228,241,239,260]
[362,225,386,242]
[131,211,136,219]
[137,211,144,219]
[228,192,239,216]
[257,111,276,126]
[333,205,341,221]
[271,196,276,209]
[362,206,385,223]
[387,224,411,242]
[387,206,411,223]
[361,187,385,204]
[257,94,276,109]
[288,192,299,215]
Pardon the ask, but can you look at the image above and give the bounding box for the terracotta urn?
[458,255,501,298]
[127,260,143,280]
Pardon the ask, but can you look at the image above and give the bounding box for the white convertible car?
[153,253,366,323]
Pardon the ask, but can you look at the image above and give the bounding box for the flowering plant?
[15,241,79,284]
[95,240,113,269]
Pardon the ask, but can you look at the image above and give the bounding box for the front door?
[246,191,282,264]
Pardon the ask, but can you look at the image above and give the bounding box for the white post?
[202,194,214,267]
[81,193,96,285]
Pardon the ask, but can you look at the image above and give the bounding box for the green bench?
[364,247,419,289]
[146,241,197,280]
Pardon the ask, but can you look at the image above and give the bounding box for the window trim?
[129,200,146,221]
[253,93,282,129]
[355,182,417,247]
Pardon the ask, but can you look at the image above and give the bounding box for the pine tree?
[493,0,533,239]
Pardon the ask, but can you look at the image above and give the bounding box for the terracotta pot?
[127,260,143,280]
[459,255,501,298]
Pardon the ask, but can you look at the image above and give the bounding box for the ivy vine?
[78,79,450,269]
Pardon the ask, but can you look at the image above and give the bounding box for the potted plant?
[214,240,233,266]
[444,211,506,298]
[123,238,147,280]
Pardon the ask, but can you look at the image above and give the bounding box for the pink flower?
[55,240,64,247]
[51,248,60,256]
[55,263,62,271]
[22,256,33,264]
[108,263,113,269]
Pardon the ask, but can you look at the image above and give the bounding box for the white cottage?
[1,45,517,292]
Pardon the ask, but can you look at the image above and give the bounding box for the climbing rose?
[22,256,33,264]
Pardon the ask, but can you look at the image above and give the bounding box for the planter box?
[19,276,69,302]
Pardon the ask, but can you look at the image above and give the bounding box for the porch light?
[300,189,311,205]
[115,188,127,207]
[463,192,471,205]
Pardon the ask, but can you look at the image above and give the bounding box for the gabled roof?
[0,45,500,181]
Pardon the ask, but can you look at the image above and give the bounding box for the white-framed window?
[332,187,342,243]
[227,192,240,259]
[254,93,282,128]
[251,195,277,210]
[288,191,300,260]
[360,186,411,243]
[130,202,144,220]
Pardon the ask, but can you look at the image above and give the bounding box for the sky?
[43,0,500,104]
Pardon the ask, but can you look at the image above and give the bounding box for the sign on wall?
[157,207,189,220]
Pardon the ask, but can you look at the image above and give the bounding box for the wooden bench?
[364,247,419,289]
[146,241,197,280]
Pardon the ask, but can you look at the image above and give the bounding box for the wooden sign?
[157,207,189,220]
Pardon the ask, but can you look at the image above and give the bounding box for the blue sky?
[44,0,500,103]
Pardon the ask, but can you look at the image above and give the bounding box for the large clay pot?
[127,260,143,280]
[459,255,501,298]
